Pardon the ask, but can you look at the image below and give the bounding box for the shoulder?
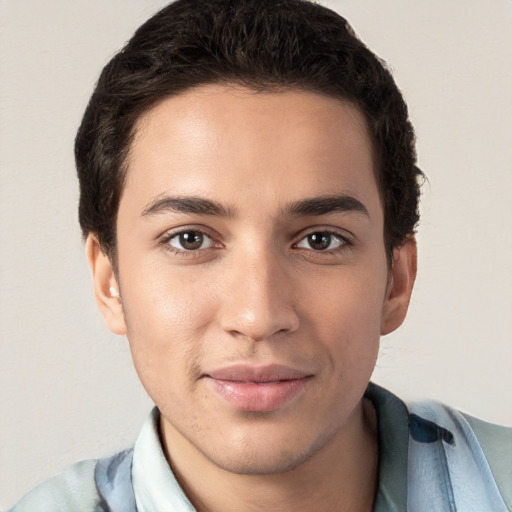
[8,448,137,512]
[408,399,512,511]
[7,458,100,512]
[463,412,512,510]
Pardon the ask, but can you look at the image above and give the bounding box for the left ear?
[380,236,417,335]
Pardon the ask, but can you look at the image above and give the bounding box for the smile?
[204,364,313,412]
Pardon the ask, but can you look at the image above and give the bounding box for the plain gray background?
[1,0,511,508]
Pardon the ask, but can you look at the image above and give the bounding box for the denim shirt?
[8,384,511,512]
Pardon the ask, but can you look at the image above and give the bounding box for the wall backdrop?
[1,0,511,508]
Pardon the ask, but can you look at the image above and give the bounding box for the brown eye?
[168,230,212,251]
[297,232,344,251]
[308,233,330,250]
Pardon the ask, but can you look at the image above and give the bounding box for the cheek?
[118,261,216,388]
[304,266,386,362]
[121,253,215,334]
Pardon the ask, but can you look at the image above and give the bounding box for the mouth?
[204,364,313,412]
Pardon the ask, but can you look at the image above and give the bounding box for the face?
[89,84,415,475]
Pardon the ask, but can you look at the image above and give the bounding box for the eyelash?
[158,227,353,258]
[159,228,220,258]
[293,231,353,256]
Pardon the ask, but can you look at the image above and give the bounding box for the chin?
[204,444,313,476]
[197,422,333,476]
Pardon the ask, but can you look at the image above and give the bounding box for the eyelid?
[159,224,218,239]
[158,225,223,253]
[168,231,214,250]
[295,233,345,250]
[290,228,356,262]
[293,226,355,245]
[156,224,354,260]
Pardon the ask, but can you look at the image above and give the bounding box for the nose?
[217,245,300,342]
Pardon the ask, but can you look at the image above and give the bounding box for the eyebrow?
[141,193,369,220]
[286,195,370,218]
[141,195,233,218]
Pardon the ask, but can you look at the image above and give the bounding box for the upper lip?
[205,364,312,383]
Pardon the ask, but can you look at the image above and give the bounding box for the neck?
[161,398,379,512]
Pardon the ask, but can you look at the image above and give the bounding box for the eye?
[296,232,346,251]
[167,230,214,251]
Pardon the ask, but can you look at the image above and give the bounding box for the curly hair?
[75,0,423,265]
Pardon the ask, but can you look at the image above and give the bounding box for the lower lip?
[205,377,310,412]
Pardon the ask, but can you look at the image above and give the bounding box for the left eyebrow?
[285,195,370,218]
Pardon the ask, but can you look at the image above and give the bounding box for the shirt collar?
[365,382,409,512]
[132,383,410,512]
[132,408,196,512]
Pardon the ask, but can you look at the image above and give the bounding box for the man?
[9,0,511,511]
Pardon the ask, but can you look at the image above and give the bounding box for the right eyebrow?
[141,195,235,218]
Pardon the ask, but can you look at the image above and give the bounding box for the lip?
[204,364,312,412]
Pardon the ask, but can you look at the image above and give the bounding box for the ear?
[86,234,127,335]
[380,236,417,336]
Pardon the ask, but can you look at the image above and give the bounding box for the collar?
[131,383,410,512]
[131,408,196,512]
[365,382,409,512]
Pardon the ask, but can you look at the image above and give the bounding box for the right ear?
[86,235,127,335]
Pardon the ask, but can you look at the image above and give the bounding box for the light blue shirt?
[8,384,512,511]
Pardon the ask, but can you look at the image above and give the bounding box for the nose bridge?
[219,240,299,341]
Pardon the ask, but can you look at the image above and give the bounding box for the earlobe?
[86,235,127,335]
[380,237,417,336]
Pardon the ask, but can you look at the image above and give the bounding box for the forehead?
[122,84,381,219]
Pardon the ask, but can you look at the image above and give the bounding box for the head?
[76,0,421,268]
[79,0,421,479]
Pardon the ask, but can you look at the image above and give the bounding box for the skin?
[88,84,416,511]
